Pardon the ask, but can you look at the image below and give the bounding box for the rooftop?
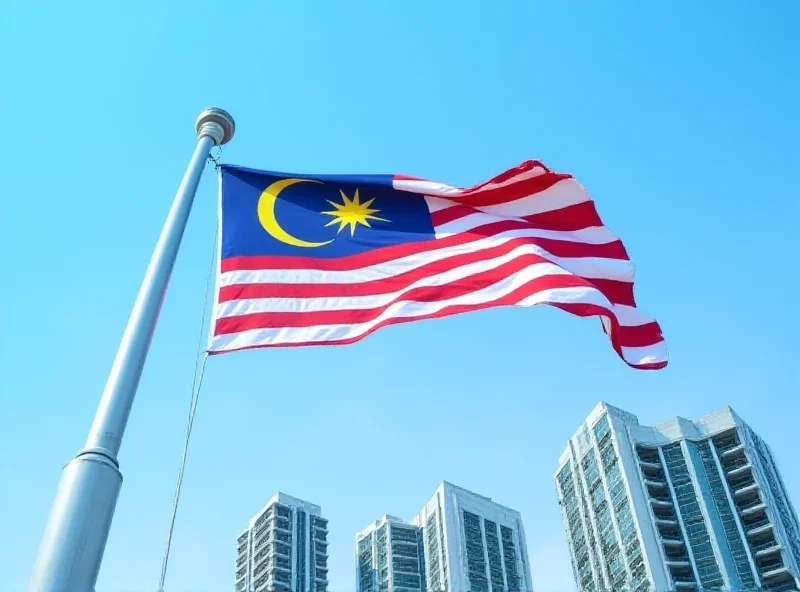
[558,401,750,470]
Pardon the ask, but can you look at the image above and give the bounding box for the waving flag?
[208,161,666,369]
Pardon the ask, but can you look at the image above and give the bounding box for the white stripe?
[517,284,612,309]
[434,213,618,245]
[621,340,667,366]
[613,304,653,327]
[392,165,546,197]
[519,289,658,330]
[424,196,454,213]
[211,281,665,365]
[518,289,665,365]
[393,179,461,195]
[474,179,589,217]
[426,178,589,220]
[217,257,572,318]
[211,268,600,351]
[219,230,634,288]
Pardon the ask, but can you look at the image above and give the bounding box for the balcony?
[755,543,783,558]
[254,529,272,548]
[672,574,696,588]
[655,517,680,527]
[253,551,272,571]
[645,476,667,486]
[727,463,753,479]
[274,521,291,533]
[653,506,679,521]
[762,581,800,592]
[741,502,767,518]
[661,536,684,546]
[761,564,791,580]
[720,443,745,457]
[665,555,691,567]
[722,453,750,468]
[639,460,662,471]
[730,478,759,497]
[650,498,674,508]
[253,522,270,538]
[745,518,773,538]
[737,496,763,511]
[714,435,741,454]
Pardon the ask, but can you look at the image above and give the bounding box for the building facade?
[236,492,329,592]
[357,515,427,592]
[357,482,532,592]
[555,402,800,592]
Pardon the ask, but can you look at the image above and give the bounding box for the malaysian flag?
[208,161,666,369]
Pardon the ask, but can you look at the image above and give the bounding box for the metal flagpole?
[28,108,235,592]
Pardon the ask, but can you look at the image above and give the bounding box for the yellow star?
[321,188,388,236]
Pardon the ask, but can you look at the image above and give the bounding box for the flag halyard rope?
[157,192,219,592]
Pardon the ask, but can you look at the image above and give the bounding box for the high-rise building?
[236,492,329,592]
[357,482,532,592]
[356,515,427,592]
[555,402,800,592]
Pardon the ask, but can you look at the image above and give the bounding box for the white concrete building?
[555,402,800,592]
[357,482,532,592]
[236,492,329,592]
[356,515,427,592]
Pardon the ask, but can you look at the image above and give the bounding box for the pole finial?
[195,107,235,146]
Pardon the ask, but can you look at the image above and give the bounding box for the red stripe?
[220,241,556,302]
[431,199,607,236]
[616,321,664,348]
[551,302,667,369]
[431,204,475,227]
[448,172,573,207]
[457,160,552,194]
[590,279,636,307]
[220,235,632,307]
[211,290,665,371]
[214,265,599,335]
[220,220,629,274]
[522,200,604,232]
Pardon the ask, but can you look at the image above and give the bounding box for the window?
[426,515,442,592]
[484,520,504,590]
[694,441,756,587]
[663,444,722,589]
[500,526,520,592]
[462,511,488,592]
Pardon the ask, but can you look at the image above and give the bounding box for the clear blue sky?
[1,2,798,591]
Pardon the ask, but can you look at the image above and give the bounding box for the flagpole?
[28,108,235,592]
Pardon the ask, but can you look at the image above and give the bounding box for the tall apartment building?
[555,402,800,592]
[356,482,532,592]
[357,515,427,592]
[236,492,329,592]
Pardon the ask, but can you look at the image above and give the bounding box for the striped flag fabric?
[208,160,666,369]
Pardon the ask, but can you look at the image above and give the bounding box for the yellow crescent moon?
[257,178,334,248]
